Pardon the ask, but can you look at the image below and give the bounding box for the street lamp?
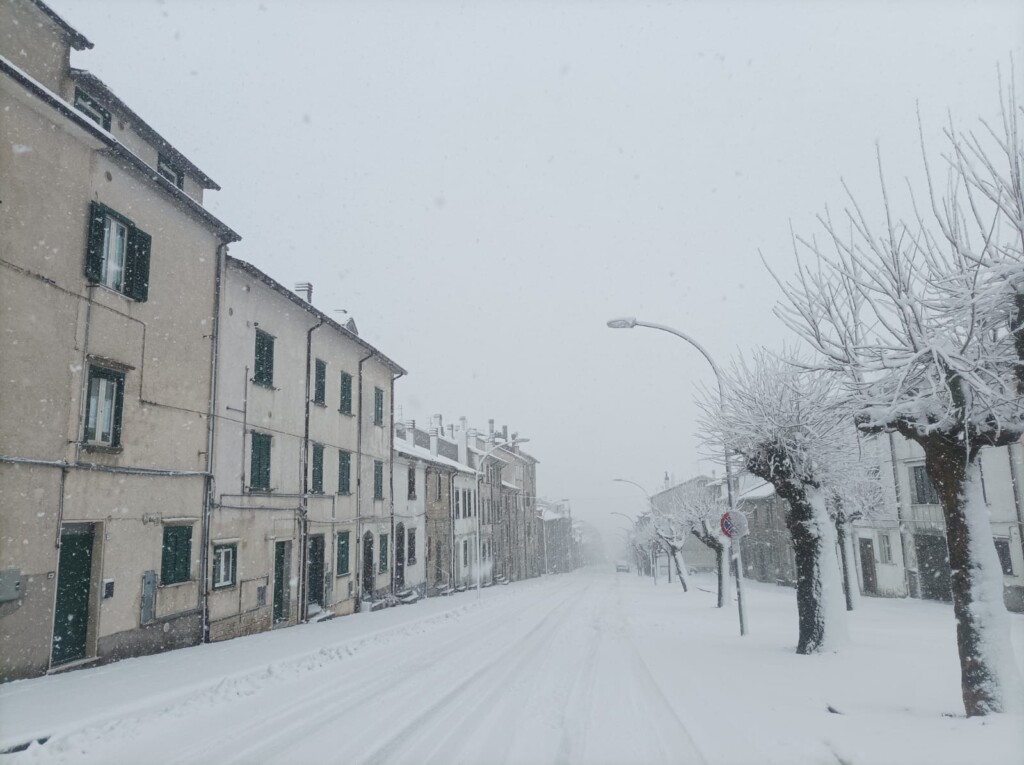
[474,436,529,594]
[607,316,747,635]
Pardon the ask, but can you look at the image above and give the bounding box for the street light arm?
[611,477,652,501]
[630,320,726,404]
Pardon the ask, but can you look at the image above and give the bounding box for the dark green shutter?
[314,360,326,404]
[85,202,106,283]
[312,444,324,493]
[124,227,151,302]
[110,372,124,447]
[379,534,388,572]
[339,373,352,414]
[374,388,384,425]
[161,525,192,585]
[83,372,98,442]
[254,331,274,387]
[374,460,383,499]
[338,451,350,494]
[251,432,271,490]
[337,532,349,574]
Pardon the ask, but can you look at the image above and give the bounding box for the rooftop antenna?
[295,282,313,303]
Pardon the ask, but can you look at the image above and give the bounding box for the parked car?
[615,560,630,573]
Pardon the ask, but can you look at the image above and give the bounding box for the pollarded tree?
[698,349,850,654]
[771,116,1024,713]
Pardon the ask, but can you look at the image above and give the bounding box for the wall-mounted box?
[0,570,23,602]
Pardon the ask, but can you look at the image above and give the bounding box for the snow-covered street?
[1,568,1022,765]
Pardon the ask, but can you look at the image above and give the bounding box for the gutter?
[298,315,325,622]
[199,241,228,643]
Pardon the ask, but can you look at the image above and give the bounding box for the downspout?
[388,370,405,593]
[298,315,325,621]
[450,471,456,585]
[200,241,227,642]
[355,350,374,603]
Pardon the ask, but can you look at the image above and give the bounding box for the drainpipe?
[355,350,374,603]
[298,315,324,622]
[388,370,405,593]
[200,241,228,642]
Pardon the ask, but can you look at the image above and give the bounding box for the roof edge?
[31,0,93,50]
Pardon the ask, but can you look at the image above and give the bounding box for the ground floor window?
[212,544,237,589]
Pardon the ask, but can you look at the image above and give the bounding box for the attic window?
[157,154,184,189]
[74,88,110,130]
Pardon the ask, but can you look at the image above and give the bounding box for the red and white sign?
[720,511,748,539]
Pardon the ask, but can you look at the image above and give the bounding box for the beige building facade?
[0,1,238,680]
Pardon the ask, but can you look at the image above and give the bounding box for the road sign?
[720,510,748,539]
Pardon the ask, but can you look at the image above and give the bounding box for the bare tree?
[771,106,1024,712]
[699,350,850,654]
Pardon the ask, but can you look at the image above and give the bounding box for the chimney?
[457,427,469,465]
[429,428,439,456]
[405,420,416,445]
[488,419,494,435]
[432,413,443,431]
[459,416,468,432]
[448,424,454,438]
[294,282,313,303]
[502,425,508,440]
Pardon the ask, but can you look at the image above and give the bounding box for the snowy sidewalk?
[1,569,1022,764]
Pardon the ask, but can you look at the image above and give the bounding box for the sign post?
[720,510,749,636]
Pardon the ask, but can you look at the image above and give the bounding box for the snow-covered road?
[2,567,1022,764]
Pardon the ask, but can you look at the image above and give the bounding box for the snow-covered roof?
[738,481,775,501]
[395,441,474,474]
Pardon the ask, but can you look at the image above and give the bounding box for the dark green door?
[915,534,952,602]
[307,535,325,608]
[273,540,290,623]
[52,524,95,666]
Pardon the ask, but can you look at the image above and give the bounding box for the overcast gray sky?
[57,0,1024,545]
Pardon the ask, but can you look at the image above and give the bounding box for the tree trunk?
[835,514,855,611]
[691,526,726,607]
[671,549,689,592]
[923,436,1023,716]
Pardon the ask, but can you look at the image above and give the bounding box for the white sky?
[55,0,1024,541]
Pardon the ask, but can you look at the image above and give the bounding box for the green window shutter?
[161,525,192,585]
[374,460,384,499]
[379,534,388,572]
[337,532,350,574]
[85,202,106,283]
[338,451,351,494]
[339,452,352,493]
[339,373,352,414]
[110,371,124,447]
[124,227,152,302]
[311,444,324,493]
[374,388,384,426]
[314,360,326,404]
[251,432,271,490]
[254,330,274,387]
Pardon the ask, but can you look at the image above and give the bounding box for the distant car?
[615,560,630,573]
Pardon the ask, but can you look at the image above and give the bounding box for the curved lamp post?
[474,436,529,594]
[607,316,747,635]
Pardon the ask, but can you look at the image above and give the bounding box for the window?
[374,460,384,499]
[161,525,192,585]
[462,540,468,567]
[250,432,272,491]
[337,531,350,575]
[311,444,324,494]
[379,534,388,572]
[212,544,237,589]
[253,329,274,387]
[374,387,384,426]
[313,359,326,405]
[878,533,893,564]
[994,539,1014,575]
[84,365,124,447]
[408,528,417,564]
[74,87,110,130]
[911,466,940,505]
[157,153,184,189]
[435,473,442,501]
[407,467,416,500]
[85,202,151,301]
[338,451,351,495]
[339,372,353,414]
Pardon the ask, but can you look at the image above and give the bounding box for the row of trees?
[666,82,1022,717]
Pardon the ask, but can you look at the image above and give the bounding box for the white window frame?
[877,532,893,564]
[101,215,128,291]
[213,544,237,589]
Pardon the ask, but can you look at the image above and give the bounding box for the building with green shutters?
[0,0,238,680]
